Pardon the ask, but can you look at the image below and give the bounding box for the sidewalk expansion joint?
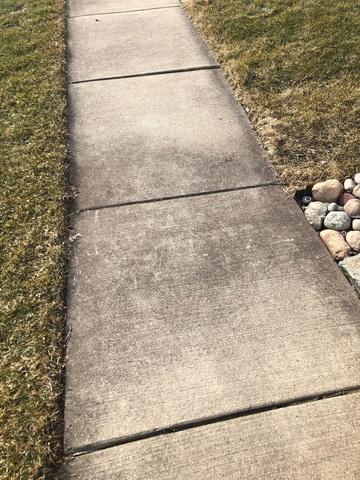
[73,183,281,215]
[69,5,181,19]
[65,385,360,459]
[69,65,220,85]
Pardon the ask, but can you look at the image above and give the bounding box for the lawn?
[0,0,67,478]
[185,0,360,190]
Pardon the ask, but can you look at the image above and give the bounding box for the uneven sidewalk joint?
[69,5,181,19]
[69,65,220,85]
[75,182,281,214]
[66,385,360,458]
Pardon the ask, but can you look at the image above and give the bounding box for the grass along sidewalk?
[0,0,67,478]
[185,0,360,191]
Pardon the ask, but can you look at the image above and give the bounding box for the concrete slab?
[67,8,216,82]
[65,393,360,479]
[68,0,180,17]
[65,187,360,451]
[69,70,275,210]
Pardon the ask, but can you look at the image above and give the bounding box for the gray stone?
[354,173,360,184]
[307,201,328,215]
[312,179,343,203]
[353,219,360,231]
[304,201,328,230]
[68,8,217,82]
[68,0,180,17]
[65,187,360,451]
[328,202,341,212]
[344,178,356,192]
[339,254,360,295]
[319,230,351,261]
[324,211,351,231]
[66,393,360,479]
[353,184,360,199]
[346,231,360,252]
[69,70,275,210]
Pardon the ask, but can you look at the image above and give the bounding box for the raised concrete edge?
[63,392,360,479]
[68,0,181,17]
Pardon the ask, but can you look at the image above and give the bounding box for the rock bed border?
[295,175,360,296]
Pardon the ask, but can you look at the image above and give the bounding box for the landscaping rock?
[344,178,356,192]
[344,199,360,217]
[352,184,360,198]
[354,173,360,184]
[338,192,355,206]
[353,219,360,231]
[328,202,343,212]
[304,201,328,230]
[320,230,351,261]
[324,211,351,231]
[339,254,360,295]
[312,179,343,203]
[346,231,360,252]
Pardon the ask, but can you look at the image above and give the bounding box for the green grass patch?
[185,0,360,190]
[0,0,67,478]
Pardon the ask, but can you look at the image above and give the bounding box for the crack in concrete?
[69,65,220,85]
[66,385,360,458]
[73,182,282,215]
[69,5,181,19]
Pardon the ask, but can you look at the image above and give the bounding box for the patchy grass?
[0,0,67,478]
[185,0,360,190]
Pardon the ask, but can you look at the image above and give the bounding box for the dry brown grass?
[0,0,68,478]
[185,0,360,191]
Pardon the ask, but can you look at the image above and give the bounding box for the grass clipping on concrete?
[0,0,67,478]
[185,0,360,191]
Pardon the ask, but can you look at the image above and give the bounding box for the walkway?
[64,1,360,478]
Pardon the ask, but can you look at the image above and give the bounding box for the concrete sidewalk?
[64,1,360,478]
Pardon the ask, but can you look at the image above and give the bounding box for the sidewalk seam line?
[69,65,220,85]
[69,5,181,19]
[66,385,360,458]
[72,183,281,215]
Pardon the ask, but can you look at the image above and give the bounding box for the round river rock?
[344,178,356,192]
[320,230,351,261]
[304,201,328,230]
[353,184,360,199]
[312,179,343,203]
[324,211,351,231]
[346,231,360,253]
[328,202,343,212]
[344,199,360,217]
[353,219,360,231]
[338,192,355,206]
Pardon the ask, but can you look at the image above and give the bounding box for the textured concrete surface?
[65,1,360,474]
[69,69,275,210]
[68,8,216,82]
[65,393,360,479]
[68,0,180,17]
[65,187,360,451]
